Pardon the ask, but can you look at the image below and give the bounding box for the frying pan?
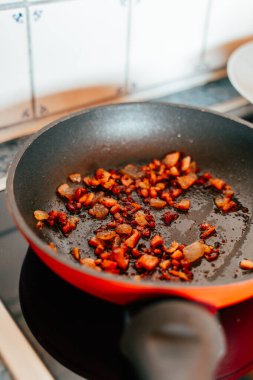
[6,102,253,380]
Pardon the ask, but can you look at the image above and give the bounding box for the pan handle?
[121,300,226,380]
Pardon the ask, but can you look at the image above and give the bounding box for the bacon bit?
[163,211,178,225]
[79,192,94,206]
[169,270,189,281]
[240,259,253,270]
[96,230,116,240]
[132,248,141,257]
[163,152,180,167]
[110,204,121,214]
[113,247,129,270]
[140,189,149,198]
[177,173,197,190]
[36,221,44,230]
[223,185,234,197]
[167,241,179,253]
[34,210,49,220]
[100,197,117,207]
[215,196,237,212]
[181,156,191,172]
[174,199,190,211]
[150,235,164,249]
[71,247,80,260]
[161,191,173,205]
[88,236,105,250]
[68,173,81,183]
[155,182,166,191]
[48,242,57,252]
[80,257,101,271]
[89,203,109,219]
[96,168,111,182]
[170,166,180,176]
[149,198,167,209]
[136,254,159,271]
[170,188,182,199]
[183,241,205,263]
[121,175,133,187]
[57,183,75,200]
[115,224,132,235]
[135,211,148,227]
[125,229,141,248]
[149,188,157,198]
[199,223,216,239]
[159,260,171,270]
[188,161,197,173]
[101,259,118,271]
[171,250,184,260]
[209,178,225,191]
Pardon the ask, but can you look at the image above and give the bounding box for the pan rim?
[6,101,253,290]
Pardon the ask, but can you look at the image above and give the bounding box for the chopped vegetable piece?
[183,241,205,263]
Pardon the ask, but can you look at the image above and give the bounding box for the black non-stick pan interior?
[11,103,253,286]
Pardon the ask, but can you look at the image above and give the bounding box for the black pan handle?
[121,300,226,380]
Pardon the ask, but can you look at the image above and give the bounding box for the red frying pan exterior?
[6,102,253,311]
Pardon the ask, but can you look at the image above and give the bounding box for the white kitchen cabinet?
[205,0,253,70]
[29,0,128,117]
[0,8,32,128]
[128,0,209,92]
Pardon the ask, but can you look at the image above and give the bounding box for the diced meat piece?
[170,188,182,199]
[177,173,197,190]
[240,259,253,270]
[215,196,237,212]
[181,156,191,172]
[167,241,179,253]
[36,221,44,230]
[169,270,189,281]
[110,204,121,214]
[171,250,184,260]
[135,211,148,227]
[159,260,171,270]
[101,259,118,271]
[91,192,105,206]
[34,210,49,220]
[71,247,80,261]
[121,164,144,179]
[163,211,178,225]
[68,173,82,183]
[96,230,116,240]
[113,247,129,270]
[83,176,100,187]
[96,168,111,182]
[57,183,75,200]
[80,257,101,271]
[79,192,95,206]
[209,178,225,191]
[116,224,132,235]
[89,203,109,219]
[121,175,133,187]
[163,152,180,167]
[100,197,118,207]
[150,235,164,249]
[170,166,180,176]
[223,185,234,198]
[183,241,205,263]
[174,199,190,211]
[199,223,216,239]
[149,198,167,209]
[136,254,159,271]
[125,229,141,248]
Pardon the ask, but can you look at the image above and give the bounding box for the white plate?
[227,40,253,104]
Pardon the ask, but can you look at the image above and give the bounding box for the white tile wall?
[128,0,209,92]
[205,0,253,70]
[0,8,32,128]
[29,0,128,117]
[0,0,23,4]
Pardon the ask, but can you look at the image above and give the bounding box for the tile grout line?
[0,0,76,11]
[200,0,212,66]
[124,0,132,94]
[24,0,36,119]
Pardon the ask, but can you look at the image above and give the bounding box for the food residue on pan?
[34,151,247,282]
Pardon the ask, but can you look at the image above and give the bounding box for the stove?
[1,80,253,380]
